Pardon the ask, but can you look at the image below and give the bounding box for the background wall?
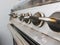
[0,0,19,45]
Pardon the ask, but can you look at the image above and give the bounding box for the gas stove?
[8,1,60,45]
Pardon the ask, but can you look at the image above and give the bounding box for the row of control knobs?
[9,12,60,32]
[19,12,45,27]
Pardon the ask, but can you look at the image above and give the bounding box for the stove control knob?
[31,12,45,27]
[48,12,60,32]
[9,13,17,20]
[19,13,25,21]
[9,13,17,18]
[23,13,31,24]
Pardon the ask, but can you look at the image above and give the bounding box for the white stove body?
[9,2,60,45]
